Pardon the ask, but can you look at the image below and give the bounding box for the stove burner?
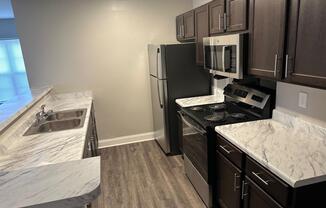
[190,106,205,111]
[230,113,246,119]
[204,113,226,122]
[209,103,226,111]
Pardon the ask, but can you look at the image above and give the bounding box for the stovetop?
[181,102,260,129]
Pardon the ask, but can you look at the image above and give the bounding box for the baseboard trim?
[99,132,154,148]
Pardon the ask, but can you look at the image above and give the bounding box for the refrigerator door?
[148,44,166,79]
[150,75,170,153]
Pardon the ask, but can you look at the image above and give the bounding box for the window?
[0,39,30,101]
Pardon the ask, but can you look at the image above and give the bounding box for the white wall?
[12,0,193,140]
[193,0,211,8]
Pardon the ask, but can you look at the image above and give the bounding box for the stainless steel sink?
[24,109,87,136]
[46,109,86,121]
[38,119,82,133]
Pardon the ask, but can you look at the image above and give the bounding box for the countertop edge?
[0,157,101,208]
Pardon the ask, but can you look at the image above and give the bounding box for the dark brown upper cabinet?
[176,10,195,42]
[176,15,184,42]
[226,0,247,32]
[247,0,287,79]
[195,4,209,65]
[209,0,225,35]
[184,11,195,39]
[285,0,326,89]
[209,0,247,35]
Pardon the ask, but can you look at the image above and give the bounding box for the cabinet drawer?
[216,134,244,169]
[245,157,290,207]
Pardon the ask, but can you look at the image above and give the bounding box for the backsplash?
[276,82,326,124]
[211,78,230,95]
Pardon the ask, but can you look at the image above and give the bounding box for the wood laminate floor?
[92,141,206,208]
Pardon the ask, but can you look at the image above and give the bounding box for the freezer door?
[150,76,169,153]
[148,44,165,79]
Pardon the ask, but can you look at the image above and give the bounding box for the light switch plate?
[298,92,308,109]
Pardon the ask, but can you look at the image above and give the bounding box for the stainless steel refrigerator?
[148,43,211,155]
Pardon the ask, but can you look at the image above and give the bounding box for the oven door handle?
[178,111,206,136]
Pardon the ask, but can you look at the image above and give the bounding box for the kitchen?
[0,0,326,207]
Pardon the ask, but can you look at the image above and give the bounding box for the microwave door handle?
[222,46,226,72]
[179,112,206,135]
[211,47,215,70]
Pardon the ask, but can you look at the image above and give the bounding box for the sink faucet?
[35,104,53,125]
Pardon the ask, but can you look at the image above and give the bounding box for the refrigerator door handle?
[157,79,163,109]
[156,48,160,79]
[156,48,163,108]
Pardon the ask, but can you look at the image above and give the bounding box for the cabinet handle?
[223,13,227,30]
[88,141,91,151]
[218,14,221,31]
[219,145,233,154]
[241,180,249,199]
[252,172,270,186]
[233,173,241,192]
[274,54,278,77]
[285,54,289,79]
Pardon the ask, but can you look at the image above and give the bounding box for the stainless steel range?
[178,83,273,207]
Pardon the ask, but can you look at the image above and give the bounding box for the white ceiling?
[0,0,14,19]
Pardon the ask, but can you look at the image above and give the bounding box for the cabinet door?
[176,15,184,41]
[209,0,225,35]
[286,0,326,88]
[195,4,209,65]
[216,151,242,208]
[226,0,247,32]
[184,10,195,39]
[248,0,286,79]
[243,177,283,208]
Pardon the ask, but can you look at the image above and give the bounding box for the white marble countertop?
[0,157,100,208]
[0,87,52,134]
[215,108,326,188]
[176,90,225,108]
[0,90,100,207]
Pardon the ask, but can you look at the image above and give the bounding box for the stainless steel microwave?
[203,34,244,79]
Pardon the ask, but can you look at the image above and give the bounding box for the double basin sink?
[24,109,87,136]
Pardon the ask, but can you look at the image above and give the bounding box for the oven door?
[179,111,208,182]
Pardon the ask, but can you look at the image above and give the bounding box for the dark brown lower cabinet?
[216,151,242,208]
[83,103,99,158]
[243,177,283,208]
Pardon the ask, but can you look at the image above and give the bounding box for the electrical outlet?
[298,92,308,109]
